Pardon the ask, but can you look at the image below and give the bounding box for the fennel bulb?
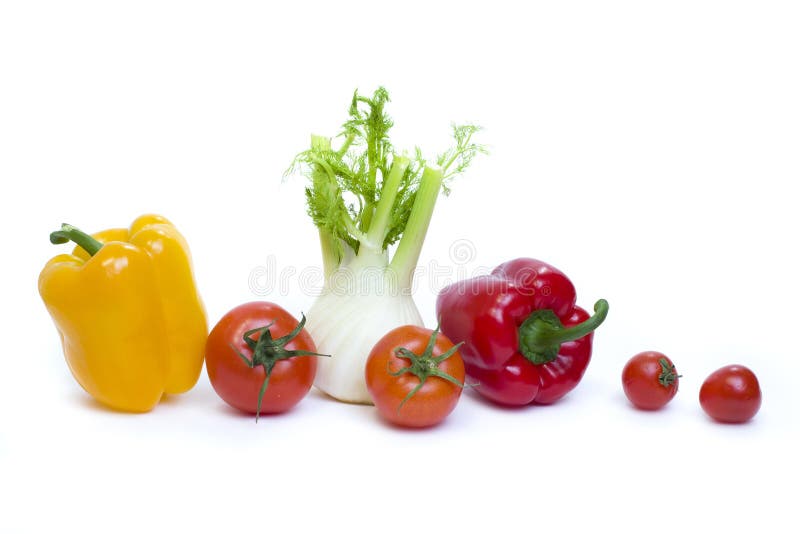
[286,88,485,404]
[305,283,423,404]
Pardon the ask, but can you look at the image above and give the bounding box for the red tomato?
[699,364,762,423]
[621,351,680,410]
[205,302,323,419]
[365,325,465,428]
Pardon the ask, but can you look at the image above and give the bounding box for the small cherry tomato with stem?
[365,324,466,428]
[699,364,762,423]
[205,302,328,421]
[621,351,680,410]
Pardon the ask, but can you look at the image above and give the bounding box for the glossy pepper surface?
[436,258,608,406]
[38,214,207,412]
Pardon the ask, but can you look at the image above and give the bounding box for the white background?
[2,1,798,532]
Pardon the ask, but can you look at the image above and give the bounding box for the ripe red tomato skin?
[699,365,762,424]
[205,302,318,415]
[365,325,465,428]
[621,351,679,410]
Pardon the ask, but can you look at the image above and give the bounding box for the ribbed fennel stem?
[389,166,444,289]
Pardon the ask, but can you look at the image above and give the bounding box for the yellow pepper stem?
[50,223,104,256]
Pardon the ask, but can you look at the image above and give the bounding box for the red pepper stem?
[49,223,104,256]
[541,299,607,345]
[518,299,609,365]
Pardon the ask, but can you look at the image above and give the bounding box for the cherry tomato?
[365,325,465,428]
[621,351,680,410]
[699,364,762,423]
[205,302,324,419]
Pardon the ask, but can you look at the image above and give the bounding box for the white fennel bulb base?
[306,289,423,404]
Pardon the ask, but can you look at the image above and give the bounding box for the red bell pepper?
[436,258,608,406]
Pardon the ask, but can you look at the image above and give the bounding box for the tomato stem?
[388,324,465,413]
[658,358,681,387]
[228,314,329,422]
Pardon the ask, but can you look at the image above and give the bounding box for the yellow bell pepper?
[38,214,208,412]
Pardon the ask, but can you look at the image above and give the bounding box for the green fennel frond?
[436,124,488,194]
[342,87,394,201]
[382,162,421,249]
[285,88,486,261]
[300,142,361,257]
